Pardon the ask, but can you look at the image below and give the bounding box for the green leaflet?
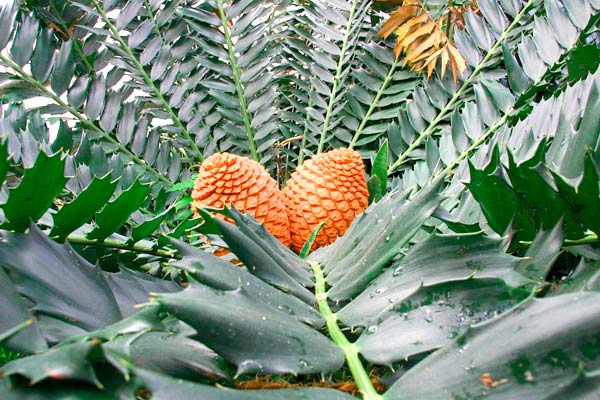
[50,173,118,241]
[87,179,151,242]
[368,140,388,203]
[130,209,169,244]
[1,151,68,232]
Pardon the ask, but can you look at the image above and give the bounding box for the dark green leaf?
[567,42,600,82]
[372,139,388,197]
[154,282,344,375]
[367,176,383,204]
[87,179,151,242]
[356,278,530,365]
[0,267,48,354]
[104,331,231,383]
[338,233,530,327]
[551,260,600,295]
[506,150,582,242]
[385,293,600,399]
[314,182,442,301]
[1,151,68,232]
[1,341,102,387]
[467,159,528,242]
[50,174,118,240]
[517,220,564,282]
[171,240,323,327]
[0,226,122,336]
[130,210,168,243]
[0,140,9,187]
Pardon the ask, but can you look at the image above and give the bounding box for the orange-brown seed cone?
[191,152,291,247]
[283,148,369,252]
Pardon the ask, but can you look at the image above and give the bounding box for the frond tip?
[379,0,468,82]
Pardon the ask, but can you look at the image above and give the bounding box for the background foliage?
[1,0,600,398]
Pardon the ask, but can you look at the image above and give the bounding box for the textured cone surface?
[191,153,291,247]
[283,148,369,252]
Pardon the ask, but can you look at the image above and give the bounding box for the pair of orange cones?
[191,148,369,253]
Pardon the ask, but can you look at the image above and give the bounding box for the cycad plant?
[1,0,600,398]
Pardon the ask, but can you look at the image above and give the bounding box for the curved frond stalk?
[317,0,368,154]
[297,83,314,166]
[141,0,163,40]
[89,0,204,163]
[310,261,382,400]
[387,0,536,175]
[439,108,511,179]
[216,0,259,162]
[66,235,180,259]
[46,0,94,74]
[0,53,172,186]
[348,57,399,149]
[436,3,600,182]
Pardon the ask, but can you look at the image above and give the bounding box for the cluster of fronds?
[379,0,469,81]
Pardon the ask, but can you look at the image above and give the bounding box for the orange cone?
[191,152,291,247]
[283,148,369,252]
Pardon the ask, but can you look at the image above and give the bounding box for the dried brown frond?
[235,374,388,395]
[378,0,469,83]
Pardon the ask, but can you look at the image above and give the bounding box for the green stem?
[387,0,536,175]
[317,0,360,154]
[519,233,600,247]
[298,85,314,166]
[216,0,259,161]
[436,111,510,179]
[564,234,600,246]
[349,58,399,149]
[142,0,163,40]
[90,0,204,163]
[66,235,180,259]
[0,54,172,186]
[310,261,382,400]
[49,0,94,74]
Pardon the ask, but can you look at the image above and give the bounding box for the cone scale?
[283,148,369,252]
[191,152,291,247]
